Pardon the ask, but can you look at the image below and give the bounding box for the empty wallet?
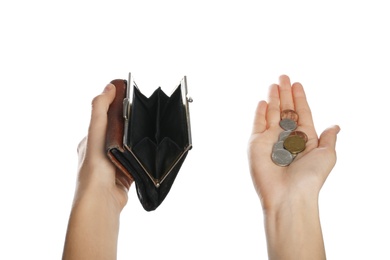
[105,73,192,211]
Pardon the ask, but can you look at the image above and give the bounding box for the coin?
[289,130,308,143]
[278,130,292,141]
[271,149,293,167]
[279,118,297,131]
[272,110,308,167]
[281,109,299,122]
[273,140,285,151]
[283,135,306,154]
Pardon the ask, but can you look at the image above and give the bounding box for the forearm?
[62,186,122,260]
[263,196,326,260]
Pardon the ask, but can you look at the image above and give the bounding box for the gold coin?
[283,135,306,154]
[289,130,308,143]
[280,109,299,122]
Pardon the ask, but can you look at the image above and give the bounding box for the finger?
[77,136,87,166]
[266,83,281,127]
[292,82,315,129]
[318,125,341,151]
[77,136,87,154]
[252,100,268,134]
[278,75,294,111]
[115,169,132,192]
[86,83,116,158]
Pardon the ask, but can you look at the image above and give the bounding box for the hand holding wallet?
[106,73,192,211]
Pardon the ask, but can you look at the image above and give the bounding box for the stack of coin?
[271,110,308,166]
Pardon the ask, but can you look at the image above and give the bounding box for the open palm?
[248,75,340,210]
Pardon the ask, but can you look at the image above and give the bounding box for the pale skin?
[62,83,130,260]
[63,75,340,260]
[248,75,340,260]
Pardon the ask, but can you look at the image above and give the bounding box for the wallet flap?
[106,79,134,190]
[106,79,127,152]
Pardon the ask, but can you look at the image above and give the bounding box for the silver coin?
[278,130,292,141]
[279,118,297,131]
[273,140,285,151]
[271,149,293,166]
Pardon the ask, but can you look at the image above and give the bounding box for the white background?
[1,0,389,259]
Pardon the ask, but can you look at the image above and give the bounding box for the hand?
[248,75,340,259]
[76,83,129,211]
[63,83,129,260]
[248,75,340,211]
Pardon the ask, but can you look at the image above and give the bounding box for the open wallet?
[105,73,192,211]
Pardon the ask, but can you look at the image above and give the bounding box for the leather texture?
[106,78,191,211]
[106,79,134,191]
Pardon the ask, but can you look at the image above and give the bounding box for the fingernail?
[103,83,114,93]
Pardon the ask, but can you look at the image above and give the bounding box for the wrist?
[73,181,126,214]
[64,184,122,260]
[263,194,325,260]
[264,194,319,219]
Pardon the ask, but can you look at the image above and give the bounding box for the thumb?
[87,83,117,157]
[318,125,341,151]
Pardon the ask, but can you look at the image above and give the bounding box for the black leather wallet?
[106,73,192,211]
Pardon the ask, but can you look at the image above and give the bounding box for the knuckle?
[91,94,104,108]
